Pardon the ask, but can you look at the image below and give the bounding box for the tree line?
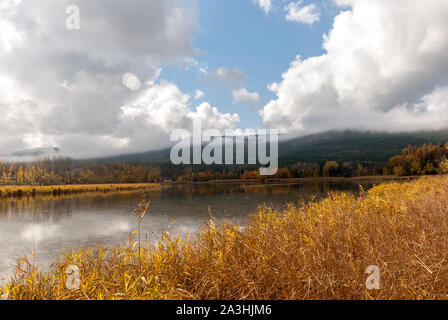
[157,142,448,181]
[0,142,447,185]
[0,157,162,185]
[385,143,448,176]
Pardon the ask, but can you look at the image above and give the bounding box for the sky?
[0,0,448,159]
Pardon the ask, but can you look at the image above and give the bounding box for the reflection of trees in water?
[0,190,164,223]
[0,197,73,222]
[0,181,377,223]
[162,181,376,203]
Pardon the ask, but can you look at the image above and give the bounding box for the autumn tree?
[323,161,340,177]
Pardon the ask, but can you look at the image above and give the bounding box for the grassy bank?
[2,175,448,300]
[0,183,162,198]
[0,176,410,198]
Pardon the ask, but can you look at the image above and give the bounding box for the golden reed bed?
[1,175,448,300]
[0,183,161,198]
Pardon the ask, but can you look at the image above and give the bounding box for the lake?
[0,179,388,282]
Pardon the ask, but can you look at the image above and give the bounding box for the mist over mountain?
[89,129,448,166]
[0,147,61,161]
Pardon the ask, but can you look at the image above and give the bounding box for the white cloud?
[190,102,240,130]
[285,1,321,25]
[254,0,273,14]
[146,68,162,86]
[216,67,245,82]
[0,0,240,158]
[208,67,246,88]
[262,0,448,134]
[120,81,239,153]
[121,81,239,132]
[121,81,191,131]
[195,89,204,100]
[232,88,260,109]
[0,18,23,52]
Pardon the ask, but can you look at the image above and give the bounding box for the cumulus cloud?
[262,0,448,134]
[120,81,239,152]
[254,0,273,14]
[285,1,321,25]
[232,88,260,109]
[0,0,240,158]
[121,81,239,132]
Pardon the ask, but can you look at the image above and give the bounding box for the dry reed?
[0,183,161,198]
[2,175,448,300]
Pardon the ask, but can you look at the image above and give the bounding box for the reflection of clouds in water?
[0,219,134,281]
[0,223,58,283]
[21,224,58,244]
[169,224,198,237]
[98,220,131,236]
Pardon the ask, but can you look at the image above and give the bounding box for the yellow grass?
[0,183,161,198]
[2,175,448,300]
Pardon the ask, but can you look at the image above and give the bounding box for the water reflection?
[0,180,383,282]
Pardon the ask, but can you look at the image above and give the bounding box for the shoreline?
[164,175,419,185]
[0,175,422,199]
[0,183,161,198]
[2,175,447,300]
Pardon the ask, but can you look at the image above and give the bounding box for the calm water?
[0,179,386,282]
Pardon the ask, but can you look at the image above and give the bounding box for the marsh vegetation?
[1,175,448,300]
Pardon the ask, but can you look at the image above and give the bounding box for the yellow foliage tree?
[440,159,448,173]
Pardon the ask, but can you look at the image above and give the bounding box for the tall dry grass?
[0,183,161,198]
[2,175,448,300]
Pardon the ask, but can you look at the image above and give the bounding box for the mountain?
[90,130,448,166]
[278,130,448,165]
